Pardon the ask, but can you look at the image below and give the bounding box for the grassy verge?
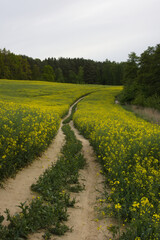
[123,104,160,125]
[0,124,86,239]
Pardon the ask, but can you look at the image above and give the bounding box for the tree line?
[1,44,159,110]
[0,48,124,85]
[118,44,160,111]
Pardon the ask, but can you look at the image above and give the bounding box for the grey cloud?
[0,0,160,62]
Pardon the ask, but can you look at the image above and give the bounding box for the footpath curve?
[0,96,113,239]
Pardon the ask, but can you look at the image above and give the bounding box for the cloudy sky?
[0,0,160,62]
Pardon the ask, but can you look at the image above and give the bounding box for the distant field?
[0,79,104,116]
[1,80,160,238]
[0,79,105,183]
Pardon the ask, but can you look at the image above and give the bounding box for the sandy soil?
[0,97,114,239]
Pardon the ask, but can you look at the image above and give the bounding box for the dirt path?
[57,121,113,240]
[0,97,113,239]
[28,122,113,240]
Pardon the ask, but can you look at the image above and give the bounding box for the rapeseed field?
[1,80,160,239]
[73,87,160,239]
[0,79,101,183]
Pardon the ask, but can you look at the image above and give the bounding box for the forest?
[118,44,160,110]
[0,44,159,110]
[0,48,124,85]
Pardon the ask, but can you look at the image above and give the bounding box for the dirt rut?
[28,121,112,240]
[56,121,112,240]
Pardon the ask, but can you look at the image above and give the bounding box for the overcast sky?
[0,0,160,62]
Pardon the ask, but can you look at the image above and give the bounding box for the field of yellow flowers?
[0,79,101,183]
[73,87,160,239]
[1,80,160,239]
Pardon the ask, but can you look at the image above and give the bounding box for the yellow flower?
[132,201,140,208]
[115,203,121,210]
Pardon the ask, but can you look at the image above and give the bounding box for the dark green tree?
[56,68,64,82]
[77,66,84,84]
[118,44,160,110]
[32,64,41,80]
[68,70,77,83]
[42,65,55,82]
[123,52,139,84]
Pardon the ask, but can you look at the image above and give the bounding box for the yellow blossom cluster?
[0,100,60,181]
